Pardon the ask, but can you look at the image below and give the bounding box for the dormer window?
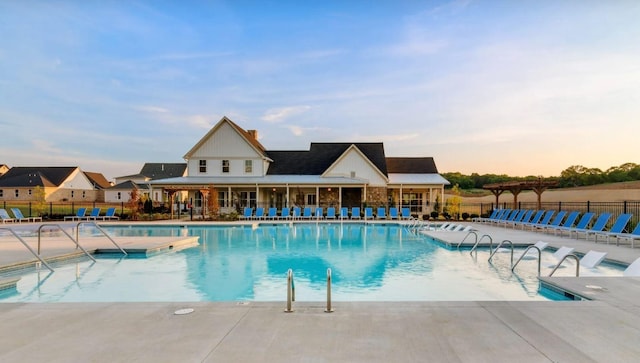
[199,160,207,173]
[245,160,253,173]
[222,160,230,173]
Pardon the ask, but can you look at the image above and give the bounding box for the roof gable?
[266,143,387,176]
[323,145,388,182]
[84,172,112,189]
[183,116,268,159]
[0,167,78,187]
[386,157,439,174]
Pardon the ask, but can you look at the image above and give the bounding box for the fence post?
[624,201,628,214]
[29,202,32,217]
[559,201,562,211]
[121,202,124,216]
[71,202,75,215]
[587,201,590,212]
[49,202,52,218]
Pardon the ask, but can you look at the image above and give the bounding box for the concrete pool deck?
[0,221,639,362]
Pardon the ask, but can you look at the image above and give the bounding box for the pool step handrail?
[76,222,128,255]
[325,268,333,313]
[457,231,478,249]
[511,245,543,276]
[285,268,295,312]
[0,227,54,272]
[37,224,96,262]
[549,254,580,277]
[488,239,514,267]
[469,234,493,255]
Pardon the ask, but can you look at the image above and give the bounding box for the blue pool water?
[0,223,624,302]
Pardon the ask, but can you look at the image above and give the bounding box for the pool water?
[0,224,624,302]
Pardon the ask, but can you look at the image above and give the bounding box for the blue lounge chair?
[267,207,278,219]
[401,208,410,220]
[281,207,291,219]
[543,211,579,234]
[0,208,16,223]
[364,207,373,220]
[339,207,349,220]
[351,207,361,219]
[292,207,301,220]
[613,222,640,248]
[534,211,566,231]
[86,207,101,220]
[254,207,265,220]
[315,207,324,219]
[389,207,399,220]
[491,209,514,225]
[593,213,632,243]
[571,213,611,239]
[499,209,527,227]
[473,209,500,223]
[102,207,120,220]
[240,207,253,220]
[64,207,87,221]
[524,210,555,230]
[11,208,42,222]
[376,207,386,220]
[302,207,312,219]
[555,212,594,237]
[519,210,544,229]
[326,207,336,219]
[508,210,533,228]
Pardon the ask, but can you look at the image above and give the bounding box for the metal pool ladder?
[284,268,333,313]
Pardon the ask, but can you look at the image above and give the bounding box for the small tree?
[445,184,462,220]
[128,187,140,220]
[207,185,220,220]
[32,186,47,217]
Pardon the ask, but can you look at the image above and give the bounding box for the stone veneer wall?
[366,187,387,207]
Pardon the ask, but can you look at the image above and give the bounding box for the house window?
[306,193,316,206]
[82,191,86,198]
[239,191,257,208]
[28,189,32,196]
[199,160,207,173]
[218,191,228,208]
[71,191,74,198]
[0,190,3,198]
[15,189,19,198]
[402,192,423,213]
[222,160,230,173]
[245,160,252,173]
[117,192,121,200]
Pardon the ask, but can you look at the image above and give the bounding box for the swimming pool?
[0,223,624,302]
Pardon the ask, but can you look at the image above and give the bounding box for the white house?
[150,117,449,218]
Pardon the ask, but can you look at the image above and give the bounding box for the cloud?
[134,105,169,113]
[261,106,312,123]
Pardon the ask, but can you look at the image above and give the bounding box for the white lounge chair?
[580,250,607,269]
[548,246,575,267]
[517,241,549,260]
[623,257,640,276]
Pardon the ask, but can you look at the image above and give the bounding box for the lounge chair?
[364,207,373,220]
[389,207,399,220]
[64,207,87,221]
[280,207,291,219]
[499,209,527,227]
[524,210,555,231]
[339,207,349,220]
[495,209,519,225]
[555,212,594,237]
[473,209,500,223]
[518,210,544,229]
[315,207,324,219]
[543,211,579,234]
[266,207,278,219]
[254,207,265,220]
[11,208,42,222]
[102,207,120,220]
[571,213,611,239]
[0,208,16,223]
[623,257,640,276]
[376,207,386,220]
[86,207,101,220]
[351,207,361,219]
[240,207,253,220]
[548,246,575,267]
[613,222,640,248]
[302,207,312,219]
[508,209,533,228]
[593,213,632,243]
[580,250,607,269]
[401,208,410,220]
[326,207,336,219]
[534,211,567,232]
[292,207,301,220]
[516,241,549,260]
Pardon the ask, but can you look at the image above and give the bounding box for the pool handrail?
[37,223,96,262]
[549,254,580,276]
[76,221,128,255]
[0,227,54,272]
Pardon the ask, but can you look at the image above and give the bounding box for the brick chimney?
[247,130,258,140]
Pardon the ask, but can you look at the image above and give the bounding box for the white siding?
[59,168,95,190]
[324,149,387,186]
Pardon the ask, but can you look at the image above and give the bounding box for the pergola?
[483,179,558,209]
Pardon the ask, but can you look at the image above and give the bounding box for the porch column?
[255,184,259,209]
[227,186,231,211]
[286,184,290,208]
[315,186,319,208]
[338,186,342,209]
[399,185,403,210]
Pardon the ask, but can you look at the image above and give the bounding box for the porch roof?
[387,173,450,186]
[149,175,369,187]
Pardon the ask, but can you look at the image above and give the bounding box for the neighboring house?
[113,163,187,203]
[84,171,113,202]
[104,180,151,203]
[150,116,450,217]
[0,167,104,202]
[0,164,9,177]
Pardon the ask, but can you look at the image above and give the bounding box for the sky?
[1,0,639,181]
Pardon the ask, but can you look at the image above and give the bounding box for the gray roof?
[386,157,439,174]
[387,173,450,185]
[150,175,369,186]
[0,167,77,187]
[109,180,150,190]
[266,143,388,176]
[140,163,187,180]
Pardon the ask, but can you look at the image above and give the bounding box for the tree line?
[442,162,640,189]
